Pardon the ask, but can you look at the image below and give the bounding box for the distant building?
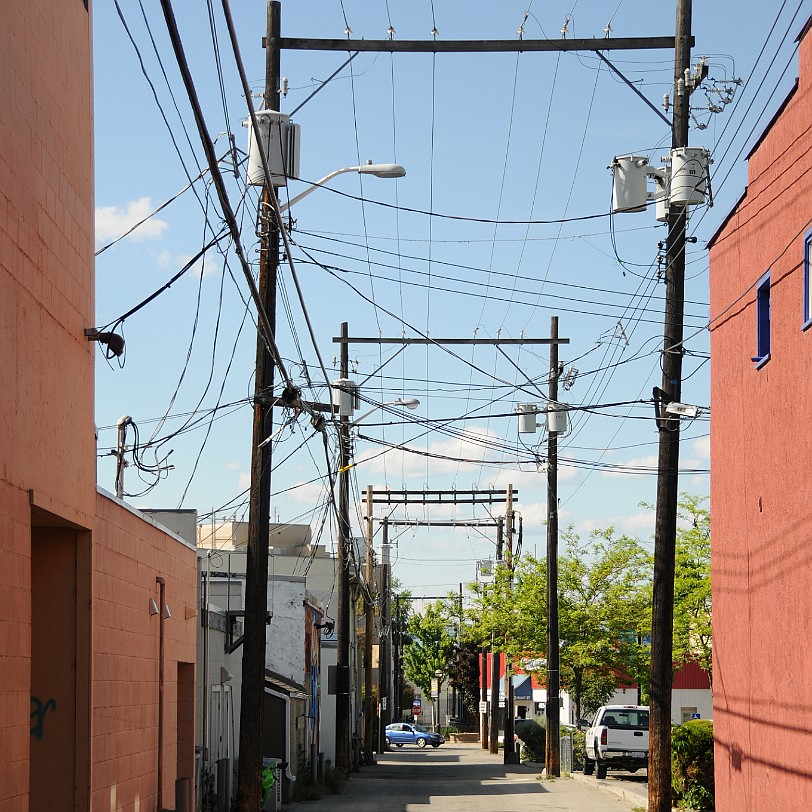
[707,15,812,810]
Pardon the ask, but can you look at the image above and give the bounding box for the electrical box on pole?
[245,109,300,186]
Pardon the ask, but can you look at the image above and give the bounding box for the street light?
[280,161,406,212]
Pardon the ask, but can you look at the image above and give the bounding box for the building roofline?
[796,14,812,43]
[97,486,197,552]
[745,79,799,161]
[706,189,748,250]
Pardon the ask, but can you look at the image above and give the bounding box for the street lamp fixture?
[280,160,406,212]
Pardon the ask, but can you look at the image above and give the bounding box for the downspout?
[156,575,166,811]
[265,687,297,784]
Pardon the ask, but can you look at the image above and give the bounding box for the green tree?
[403,601,456,727]
[673,494,712,681]
[468,529,651,723]
[557,529,652,721]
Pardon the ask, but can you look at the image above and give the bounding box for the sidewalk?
[283,743,640,811]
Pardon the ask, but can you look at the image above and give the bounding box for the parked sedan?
[385,722,445,749]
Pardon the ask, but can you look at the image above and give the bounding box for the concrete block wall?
[92,493,199,811]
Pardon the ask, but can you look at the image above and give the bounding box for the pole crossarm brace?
[334,336,569,346]
[268,36,685,54]
[382,519,504,528]
[362,488,517,505]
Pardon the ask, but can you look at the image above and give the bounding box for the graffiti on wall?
[30,696,57,739]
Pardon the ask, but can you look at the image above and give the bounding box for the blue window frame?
[804,229,812,330]
[753,271,771,368]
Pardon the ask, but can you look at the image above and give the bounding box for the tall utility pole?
[503,486,518,765]
[363,484,375,764]
[236,3,279,809]
[546,315,561,777]
[377,518,392,752]
[489,516,504,754]
[336,321,352,773]
[649,2,692,810]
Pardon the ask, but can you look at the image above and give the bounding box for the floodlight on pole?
[280,161,406,211]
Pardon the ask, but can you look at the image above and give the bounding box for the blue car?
[385,722,445,749]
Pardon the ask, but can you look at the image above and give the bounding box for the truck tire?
[582,753,594,776]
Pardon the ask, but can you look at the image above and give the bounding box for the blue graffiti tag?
[30,696,57,739]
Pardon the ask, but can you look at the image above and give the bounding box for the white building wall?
[265,576,307,687]
[672,688,713,724]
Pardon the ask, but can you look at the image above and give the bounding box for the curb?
[570,772,647,809]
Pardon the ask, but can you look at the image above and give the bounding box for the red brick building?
[708,17,812,811]
[0,2,198,809]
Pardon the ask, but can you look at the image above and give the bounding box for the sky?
[91,0,809,599]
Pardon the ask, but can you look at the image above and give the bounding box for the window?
[753,271,771,368]
[681,707,699,724]
[804,230,812,329]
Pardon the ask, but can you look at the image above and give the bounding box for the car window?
[413,724,428,733]
[606,710,649,730]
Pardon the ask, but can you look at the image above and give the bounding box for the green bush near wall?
[515,719,546,762]
[672,719,714,810]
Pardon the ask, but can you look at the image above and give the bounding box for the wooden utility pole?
[377,518,392,752]
[363,484,375,764]
[480,649,488,749]
[546,315,561,777]
[503,486,518,764]
[236,3,279,808]
[489,516,504,755]
[649,1,692,810]
[336,321,352,773]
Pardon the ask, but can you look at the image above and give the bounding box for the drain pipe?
[157,576,166,811]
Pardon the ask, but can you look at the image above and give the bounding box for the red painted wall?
[0,3,200,810]
[709,20,812,810]
[92,493,198,811]
[0,1,94,807]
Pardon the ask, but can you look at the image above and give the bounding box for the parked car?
[385,722,445,749]
[583,705,649,779]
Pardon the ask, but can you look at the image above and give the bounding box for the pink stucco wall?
[709,21,812,810]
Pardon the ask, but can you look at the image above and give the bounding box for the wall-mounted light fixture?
[85,328,125,358]
[149,598,160,616]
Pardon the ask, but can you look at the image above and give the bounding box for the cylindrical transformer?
[517,403,538,434]
[669,147,709,206]
[332,378,358,417]
[547,408,568,434]
[246,110,301,187]
[611,155,650,213]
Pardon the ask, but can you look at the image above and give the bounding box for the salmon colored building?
[708,17,812,811]
[0,2,198,810]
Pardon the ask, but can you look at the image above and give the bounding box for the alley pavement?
[283,742,640,811]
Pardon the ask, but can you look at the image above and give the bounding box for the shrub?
[442,725,459,737]
[572,730,586,771]
[515,719,546,763]
[672,720,714,810]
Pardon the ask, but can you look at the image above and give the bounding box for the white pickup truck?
[583,704,649,779]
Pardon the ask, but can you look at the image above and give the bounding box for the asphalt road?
[283,743,640,811]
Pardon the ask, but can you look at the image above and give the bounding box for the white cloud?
[224,462,240,471]
[691,435,710,460]
[601,454,659,479]
[238,471,251,489]
[574,508,655,538]
[95,197,168,245]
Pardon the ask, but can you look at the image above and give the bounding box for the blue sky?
[91,1,807,595]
